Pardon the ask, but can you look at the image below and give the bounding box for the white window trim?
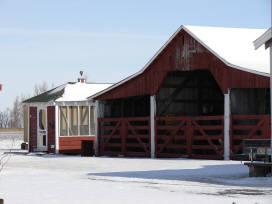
[89,106,91,136]
[77,106,80,136]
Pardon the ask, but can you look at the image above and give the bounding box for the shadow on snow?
[88,164,272,187]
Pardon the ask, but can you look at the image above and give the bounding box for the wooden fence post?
[121,119,126,156]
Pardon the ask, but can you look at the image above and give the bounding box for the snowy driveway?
[0,153,272,204]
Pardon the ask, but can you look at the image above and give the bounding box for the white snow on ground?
[0,134,272,204]
[0,132,23,150]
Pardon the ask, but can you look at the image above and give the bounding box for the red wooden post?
[47,106,55,153]
[268,115,271,140]
[266,115,270,139]
[229,115,233,157]
[98,118,101,156]
[154,117,157,157]
[121,119,126,156]
[29,107,37,152]
[186,118,192,157]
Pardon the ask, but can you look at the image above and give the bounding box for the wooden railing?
[230,115,270,156]
[98,117,150,157]
[155,115,224,159]
[97,115,271,160]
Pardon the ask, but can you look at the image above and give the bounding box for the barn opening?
[155,70,225,158]
[230,88,270,155]
[156,70,224,117]
[99,95,150,156]
[103,95,150,118]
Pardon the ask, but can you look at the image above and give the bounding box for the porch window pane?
[79,106,89,135]
[90,106,95,135]
[69,106,78,136]
[39,109,46,130]
[60,107,68,136]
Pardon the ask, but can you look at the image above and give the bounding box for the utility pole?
[269,0,272,148]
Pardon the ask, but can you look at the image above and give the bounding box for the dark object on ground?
[21,142,28,150]
[0,198,4,204]
[81,140,94,157]
[243,145,272,177]
[244,162,272,177]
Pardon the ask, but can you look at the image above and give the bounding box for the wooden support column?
[224,89,230,160]
[150,95,156,158]
[270,44,272,148]
[94,100,100,156]
[55,105,59,153]
[270,0,272,149]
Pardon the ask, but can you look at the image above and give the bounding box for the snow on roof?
[184,26,270,75]
[56,82,113,102]
[91,25,270,100]
[24,82,113,103]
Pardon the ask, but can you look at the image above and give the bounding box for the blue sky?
[0,0,270,110]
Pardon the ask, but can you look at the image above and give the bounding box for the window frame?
[58,105,95,137]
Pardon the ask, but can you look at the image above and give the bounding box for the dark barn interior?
[103,95,150,118]
[156,70,224,117]
[230,88,270,115]
[230,88,270,155]
[99,95,150,156]
[155,70,225,158]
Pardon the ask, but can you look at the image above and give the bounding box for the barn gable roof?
[185,26,269,75]
[90,25,269,100]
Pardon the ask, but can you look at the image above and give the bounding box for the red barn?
[91,25,270,160]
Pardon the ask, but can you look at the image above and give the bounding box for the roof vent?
[78,71,86,83]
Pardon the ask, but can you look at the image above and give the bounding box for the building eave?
[254,27,272,50]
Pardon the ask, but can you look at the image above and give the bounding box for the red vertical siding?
[29,107,37,152]
[47,106,55,153]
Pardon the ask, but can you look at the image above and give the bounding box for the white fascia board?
[254,28,272,50]
[55,100,94,106]
[90,26,270,100]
